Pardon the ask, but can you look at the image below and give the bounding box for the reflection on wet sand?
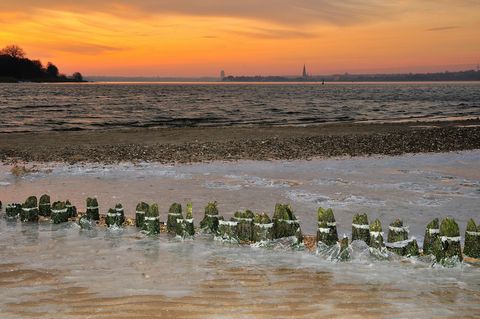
[1,262,396,319]
[2,260,479,319]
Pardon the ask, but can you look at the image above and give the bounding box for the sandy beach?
[1,119,479,164]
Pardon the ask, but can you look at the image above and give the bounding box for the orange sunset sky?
[0,0,479,77]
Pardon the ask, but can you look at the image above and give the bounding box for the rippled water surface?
[0,151,479,318]
[0,82,479,132]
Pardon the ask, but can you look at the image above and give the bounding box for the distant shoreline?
[1,119,479,164]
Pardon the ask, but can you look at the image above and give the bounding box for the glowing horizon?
[0,1,479,77]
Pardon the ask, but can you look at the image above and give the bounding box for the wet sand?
[1,119,480,163]
[1,260,479,319]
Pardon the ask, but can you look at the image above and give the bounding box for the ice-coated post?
[175,202,195,238]
[386,219,418,256]
[86,197,99,220]
[351,213,370,244]
[106,204,124,227]
[272,204,302,241]
[216,218,238,242]
[252,213,274,242]
[135,202,149,228]
[115,203,125,226]
[51,201,69,224]
[464,219,480,258]
[39,194,51,217]
[369,219,385,249]
[5,203,21,219]
[233,210,254,242]
[143,203,160,235]
[65,200,77,218]
[432,217,463,265]
[200,201,220,233]
[316,207,338,246]
[167,203,183,233]
[423,218,439,255]
[338,236,350,261]
[20,196,38,222]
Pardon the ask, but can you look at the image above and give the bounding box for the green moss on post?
[86,197,99,220]
[233,210,254,242]
[438,217,463,263]
[405,239,420,257]
[200,201,220,233]
[386,219,411,256]
[351,213,370,245]
[20,196,38,223]
[143,203,160,235]
[369,219,384,249]
[272,204,302,241]
[65,200,77,218]
[316,207,338,246]
[252,213,274,242]
[106,204,124,228]
[216,218,238,242]
[5,203,21,219]
[167,203,183,233]
[135,202,149,228]
[175,202,195,238]
[464,219,480,258]
[51,201,69,224]
[423,218,439,256]
[39,194,51,217]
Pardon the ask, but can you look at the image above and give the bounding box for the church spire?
[302,64,307,78]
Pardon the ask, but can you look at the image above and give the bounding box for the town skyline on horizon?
[1,1,479,77]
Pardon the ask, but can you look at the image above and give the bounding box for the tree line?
[0,45,84,82]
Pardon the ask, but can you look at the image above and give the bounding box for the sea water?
[0,82,479,132]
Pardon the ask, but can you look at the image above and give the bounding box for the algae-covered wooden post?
[20,196,39,222]
[106,204,124,227]
[272,204,302,242]
[135,202,149,228]
[351,213,370,244]
[200,201,220,233]
[217,219,238,242]
[39,194,51,217]
[386,219,419,256]
[115,204,125,226]
[65,200,77,218]
[167,203,183,233]
[86,197,99,220]
[51,201,69,224]
[369,219,385,249]
[252,213,274,242]
[464,219,480,258]
[5,203,21,219]
[316,207,338,246]
[233,210,254,242]
[432,217,463,265]
[423,218,439,255]
[143,203,160,235]
[175,202,195,238]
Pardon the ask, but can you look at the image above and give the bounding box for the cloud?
[52,42,124,54]
[0,0,402,26]
[231,27,318,39]
[426,26,460,32]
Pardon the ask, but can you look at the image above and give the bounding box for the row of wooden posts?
[2,195,479,265]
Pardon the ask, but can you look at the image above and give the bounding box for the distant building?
[220,70,225,80]
[302,65,308,78]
